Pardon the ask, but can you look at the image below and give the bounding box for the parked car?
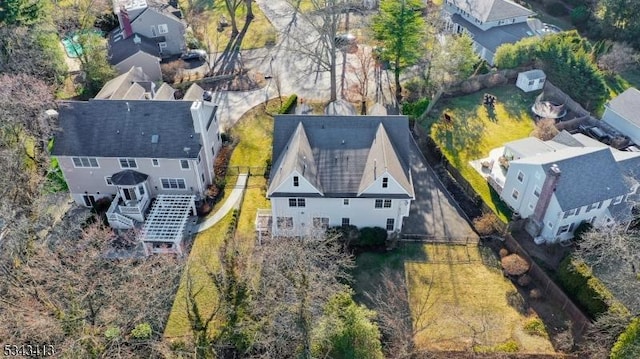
[181,49,207,61]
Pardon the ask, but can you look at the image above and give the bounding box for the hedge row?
[331,225,387,251]
[556,255,616,317]
[611,317,640,359]
[278,94,298,114]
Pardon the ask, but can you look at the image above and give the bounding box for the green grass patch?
[523,317,549,338]
[425,85,537,222]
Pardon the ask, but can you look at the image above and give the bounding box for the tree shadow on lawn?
[489,183,513,220]
[213,15,254,77]
[484,85,539,123]
[432,107,485,165]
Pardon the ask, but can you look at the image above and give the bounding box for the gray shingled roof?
[449,0,533,23]
[269,115,413,198]
[513,147,629,211]
[269,123,321,195]
[452,14,541,54]
[111,169,149,185]
[51,100,202,159]
[154,83,176,100]
[95,66,150,99]
[108,30,160,65]
[551,130,583,147]
[606,87,640,127]
[183,83,204,101]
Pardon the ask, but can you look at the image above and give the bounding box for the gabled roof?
[358,123,413,195]
[268,123,321,195]
[95,66,150,99]
[121,82,146,99]
[108,31,160,66]
[451,14,542,53]
[183,83,205,101]
[269,115,412,198]
[154,83,176,100]
[512,147,629,210]
[606,87,640,127]
[51,100,202,159]
[505,136,558,157]
[449,0,533,23]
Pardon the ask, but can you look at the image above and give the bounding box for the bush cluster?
[610,317,640,359]
[278,94,298,114]
[401,98,430,121]
[331,225,388,251]
[556,255,611,316]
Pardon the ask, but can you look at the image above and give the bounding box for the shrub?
[501,254,530,276]
[531,118,559,141]
[506,289,527,314]
[331,225,359,247]
[573,221,593,241]
[279,94,298,114]
[570,6,590,27]
[104,327,121,340]
[610,317,640,359]
[130,322,152,340]
[556,255,610,316]
[517,274,532,287]
[545,1,568,16]
[401,98,430,121]
[523,317,549,338]
[499,248,510,258]
[529,288,542,300]
[473,212,504,235]
[357,227,388,249]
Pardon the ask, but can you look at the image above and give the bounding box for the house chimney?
[119,5,134,39]
[532,164,561,224]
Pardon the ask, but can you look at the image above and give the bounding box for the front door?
[82,195,95,207]
[123,188,137,201]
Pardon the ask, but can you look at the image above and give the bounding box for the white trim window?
[158,23,169,34]
[277,217,293,229]
[613,195,624,205]
[288,198,306,207]
[161,178,186,189]
[563,208,576,219]
[313,217,329,229]
[119,158,137,168]
[517,171,524,183]
[382,177,388,188]
[343,199,349,206]
[152,158,160,167]
[533,186,540,198]
[105,177,113,186]
[341,217,350,226]
[72,157,99,168]
[158,42,167,52]
[511,189,519,200]
[386,218,395,231]
[180,160,190,170]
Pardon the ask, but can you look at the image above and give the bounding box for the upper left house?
[108,0,187,80]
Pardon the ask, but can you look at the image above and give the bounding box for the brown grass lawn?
[424,85,537,222]
[407,244,554,353]
[354,243,555,354]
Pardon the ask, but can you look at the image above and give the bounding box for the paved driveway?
[402,138,478,241]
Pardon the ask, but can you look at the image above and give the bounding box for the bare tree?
[598,42,640,74]
[345,46,375,114]
[531,118,560,141]
[224,0,244,35]
[365,270,435,359]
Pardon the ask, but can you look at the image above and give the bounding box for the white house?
[262,115,415,238]
[51,99,222,254]
[442,0,546,65]
[516,69,546,92]
[480,132,639,243]
[602,88,640,146]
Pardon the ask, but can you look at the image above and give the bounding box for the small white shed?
[516,70,546,92]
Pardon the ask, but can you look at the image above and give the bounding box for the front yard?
[423,85,538,222]
[354,243,557,354]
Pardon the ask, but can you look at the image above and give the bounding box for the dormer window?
[382,177,388,188]
[293,176,299,187]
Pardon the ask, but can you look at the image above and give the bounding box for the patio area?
[469,146,508,195]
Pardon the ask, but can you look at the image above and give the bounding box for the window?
[152,158,160,167]
[138,184,145,195]
[158,42,167,52]
[158,23,169,34]
[382,177,388,188]
[288,198,305,207]
[528,202,534,210]
[212,145,216,156]
[313,217,329,229]
[557,223,575,236]
[201,173,205,184]
[533,187,540,198]
[293,176,299,187]
[72,157,99,168]
[197,154,202,164]
[614,195,624,205]
[82,195,95,207]
[343,199,349,206]
[375,199,383,208]
[277,217,293,229]
[384,199,392,208]
[341,218,350,226]
[547,221,553,228]
[181,160,190,169]
[586,202,597,212]
[517,171,524,182]
[563,209,576,219]
[105,177,113,186]
[160,178,186,189]
[386,218,395,231]
[528,80,535,86]
[511,189,519,200]
[119,158,137,168]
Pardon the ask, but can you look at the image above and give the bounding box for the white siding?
[359,170,412,197]
[602,107,640,145]
[540,197,615,243]
[500,163,541,215]
[271,170,322,195]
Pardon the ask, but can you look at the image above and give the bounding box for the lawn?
[180,0,276,52]
[353,243,556,354]
[423,85,537,222]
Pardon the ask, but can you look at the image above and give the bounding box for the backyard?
[354,243,557,354]
[423,85,538,222]
[163,98,279,339]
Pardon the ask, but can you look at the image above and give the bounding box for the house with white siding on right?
[602,87,640,146]
[475,131,640,244]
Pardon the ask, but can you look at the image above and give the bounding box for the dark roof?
[108,30,160,65]
[606,88,640,127]
[448,0,533,23]
[51,100,202,159]
[269,115,413,197]
[452,14,541,54]
[111,169,149,185]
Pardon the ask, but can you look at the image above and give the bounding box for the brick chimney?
[119,6,133,39]
[532,164,561,224]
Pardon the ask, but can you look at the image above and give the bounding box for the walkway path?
[196,174,248,232]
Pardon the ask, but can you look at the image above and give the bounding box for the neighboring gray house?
[51,100,222,240]
[96,66,176,100]
[480,132,640,243]
[113,0,186,56]
[259,115,415,238]
[442,0,547,65]
[602,88,640,146]
[108,33,162,81]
